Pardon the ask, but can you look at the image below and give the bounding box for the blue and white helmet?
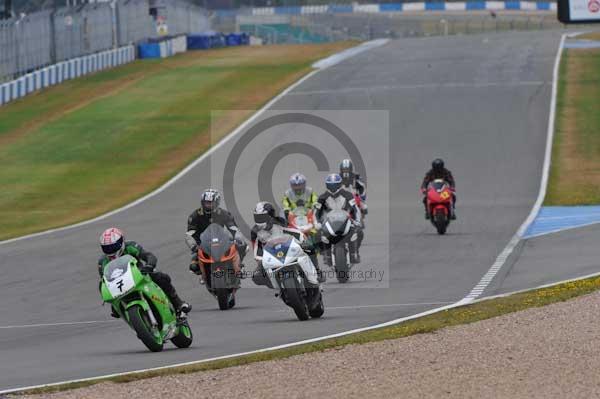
[289,173,307,196]
[325,173,343,194]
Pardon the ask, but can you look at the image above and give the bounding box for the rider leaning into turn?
[421,158,456,220]
[281,173,318,218]
[98,227,191,316]
[315,173,363,265]
[186,189,247,284]
[250,201,324,286]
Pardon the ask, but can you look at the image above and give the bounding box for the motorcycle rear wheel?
[216,288,232,310]
[434,210,448,235]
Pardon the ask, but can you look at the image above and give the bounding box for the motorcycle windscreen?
[103,255,135,282]
[326,210,350,235]
[200,223,234,261]
[429,180,447,191]
[103,255,136,297]
[264,236,293,262]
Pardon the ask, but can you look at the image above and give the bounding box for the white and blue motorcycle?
[262,234,324,321]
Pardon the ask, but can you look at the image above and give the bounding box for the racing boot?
[110,306,120,319]
[189,260,202,275]
[252,264,272,288]
[171,294,191,315]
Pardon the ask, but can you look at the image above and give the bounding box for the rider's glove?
[140,265,154,274]
[300,242,314,254]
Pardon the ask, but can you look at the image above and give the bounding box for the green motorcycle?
[100,255,193,352]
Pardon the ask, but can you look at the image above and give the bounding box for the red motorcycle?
[425,179,454,235]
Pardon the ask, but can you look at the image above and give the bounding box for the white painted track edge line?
[0,36,566,394]
[0,70,321,247]
[0,320,116,329]
[0,40,392,248]
[0,300,463,395]
[2,241,594,394]
[476,270,600,302]
[461,33,566,302]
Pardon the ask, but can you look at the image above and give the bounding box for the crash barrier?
[138,36,188,59]
[0,0,209,83]
[240,23,328,44]
[226,32,251,46]
[187,32,249,50]
[0,45,134,107]
[216,1,556,16]
[0,30,250,106]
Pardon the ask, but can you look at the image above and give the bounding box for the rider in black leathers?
[421,158,456,220]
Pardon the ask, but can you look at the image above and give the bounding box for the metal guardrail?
[0,0,209,82]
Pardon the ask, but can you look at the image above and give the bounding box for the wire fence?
[299,12,564,40]
[0,0,210,82]
[229,12,564,44]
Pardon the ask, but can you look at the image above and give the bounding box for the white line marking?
[0,40,391,248]
[0,301,463,395]
[462,33,566,301]
[311,39,389,69]
[0,320,115,330]
[289,81,547,96]
[312,302,454,311]
[0,36,566,394]
[0,70,316,246]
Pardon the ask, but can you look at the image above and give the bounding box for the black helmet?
[339,159,354,182]
[201,189,221,215]
[253,201,275,227]
[432,158,445,172]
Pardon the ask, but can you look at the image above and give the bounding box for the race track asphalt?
[0,30,562,391]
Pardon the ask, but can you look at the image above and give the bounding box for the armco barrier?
[0,45,135,107]
[237,1,556,16]
[138,35,188,59]
[225,33,250,46]
[187,32,227,50]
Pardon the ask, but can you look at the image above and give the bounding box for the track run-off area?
[0,31,579,392]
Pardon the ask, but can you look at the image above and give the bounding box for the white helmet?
[100,227,125,260]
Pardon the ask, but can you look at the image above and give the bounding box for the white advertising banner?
[569,0,600,20]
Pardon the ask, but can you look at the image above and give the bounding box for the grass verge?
[15,273,600,396]
[545,39,600,205]
[579,32,600,41]
[0,42,353,240]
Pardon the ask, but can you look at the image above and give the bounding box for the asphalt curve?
[0,31,561,391]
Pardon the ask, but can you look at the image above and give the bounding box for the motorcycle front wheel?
[127,305,164,352]
[281,275,309,321]
[334,245,349,283]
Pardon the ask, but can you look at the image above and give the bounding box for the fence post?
[49,2,57,64]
